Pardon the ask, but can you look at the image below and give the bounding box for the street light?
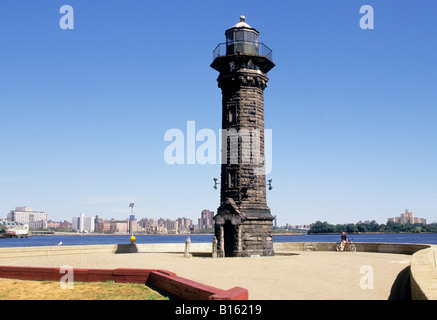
[129,203,135,241]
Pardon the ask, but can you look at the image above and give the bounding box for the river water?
[0,233,436,248]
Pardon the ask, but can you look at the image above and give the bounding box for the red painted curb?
[0,266,248,300]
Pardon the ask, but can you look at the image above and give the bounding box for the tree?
[369,220,380,232]
[346,223,358,233]
[356,221,368,233]
[308,219,435,234]
[309,221,336,234]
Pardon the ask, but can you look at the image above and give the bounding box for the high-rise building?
[139,218,160,233]
[72,212,95,232]
[388,209,427,225]
[198,210,214,229]
[95,216,111,233]
[7,206,48,229]
[177,217,193,233]
[164,218,178,234]
[109,219,128,233]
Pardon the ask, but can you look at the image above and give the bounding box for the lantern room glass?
[225,28,259,55]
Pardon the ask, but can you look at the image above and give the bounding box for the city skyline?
[2,205,430,230]
[1,1,437,226]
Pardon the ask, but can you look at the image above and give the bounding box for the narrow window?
[227,106,236,124]
[228,172,236,188]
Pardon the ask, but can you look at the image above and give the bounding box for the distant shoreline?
[27,231,437,237]
[36,232,307,237]
[3,232,436,247]
[45,232,214,236]
[307,231,437,235]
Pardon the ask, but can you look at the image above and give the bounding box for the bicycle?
[336,239,357,252]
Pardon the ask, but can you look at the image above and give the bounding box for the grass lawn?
[0,278,168,300]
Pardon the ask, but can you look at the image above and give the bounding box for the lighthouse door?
[223,221,236,257]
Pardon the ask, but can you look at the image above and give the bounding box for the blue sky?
[0,0,436,225]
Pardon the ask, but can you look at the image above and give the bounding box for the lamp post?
[129,203,135,243]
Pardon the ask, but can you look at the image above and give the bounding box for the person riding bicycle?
[340,232,348,251]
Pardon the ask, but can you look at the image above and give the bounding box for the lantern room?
[225,15,259,55]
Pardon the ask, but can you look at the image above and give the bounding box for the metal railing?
[213,42,273,61]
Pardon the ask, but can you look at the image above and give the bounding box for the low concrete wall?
[357,243,431,255]
[0,242,431,259]
[274,242,339,252]
[410,248,437,300]
[0,243,213,259]
[273,242,430,255]
[0,244,117,260]
[129,243,212,253]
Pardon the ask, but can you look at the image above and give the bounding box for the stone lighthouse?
[211,16,275,257]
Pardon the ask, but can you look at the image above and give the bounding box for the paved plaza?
[0,250,411,300]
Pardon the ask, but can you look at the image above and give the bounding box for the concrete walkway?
[0,250,411,300]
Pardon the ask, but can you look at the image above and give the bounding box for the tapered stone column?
[211,16,275,257]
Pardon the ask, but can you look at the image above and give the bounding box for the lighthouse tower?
[211,16,275,257]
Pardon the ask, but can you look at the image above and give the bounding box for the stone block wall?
[240,220,274,256]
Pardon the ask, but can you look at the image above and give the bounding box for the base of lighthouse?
[214,199,274,257]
